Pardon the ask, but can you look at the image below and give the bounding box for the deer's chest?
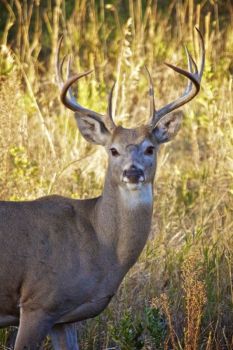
[56,262,125,323]
[57,293,113,323]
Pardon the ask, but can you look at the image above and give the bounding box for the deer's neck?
[93,173,153,270]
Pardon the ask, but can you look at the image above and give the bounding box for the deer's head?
[56,28,204,191]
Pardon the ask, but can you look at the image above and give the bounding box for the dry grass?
[182,254,207,350]
[0,0,232,349]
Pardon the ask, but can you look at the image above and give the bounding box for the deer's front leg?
[50,323,79,350]
[14,309,54,350]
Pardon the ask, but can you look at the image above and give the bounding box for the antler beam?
[56,36,116,131]
[148,27,205,129]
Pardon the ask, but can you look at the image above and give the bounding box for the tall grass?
[0,1,232,349]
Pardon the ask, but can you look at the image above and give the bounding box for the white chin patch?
[119,183,153,208]
[125,183,143,191]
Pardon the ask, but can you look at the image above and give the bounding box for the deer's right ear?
[76,114,111,146]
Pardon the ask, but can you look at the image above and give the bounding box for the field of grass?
[0,0,232,349]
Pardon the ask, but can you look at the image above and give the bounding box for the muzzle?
[122,166,145,184]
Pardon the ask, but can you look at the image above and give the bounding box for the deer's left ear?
[152,111,183,144]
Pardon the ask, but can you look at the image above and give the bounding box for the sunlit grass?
[0,0,232,349]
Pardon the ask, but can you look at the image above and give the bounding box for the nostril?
[122,166,145,184]
[129,165,137,170]
[123,167,144,178]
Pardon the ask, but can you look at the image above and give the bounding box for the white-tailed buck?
[0,28,204,349]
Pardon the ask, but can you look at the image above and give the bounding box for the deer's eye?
[110,148,120,157]
[144,146,155,155]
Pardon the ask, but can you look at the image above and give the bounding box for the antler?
[56,36,116,131]
[147,27,205,129]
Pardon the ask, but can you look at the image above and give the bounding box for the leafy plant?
[110,311,144,350]
[144,306,167,349]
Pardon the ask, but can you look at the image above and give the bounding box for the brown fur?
[0,117,183,350]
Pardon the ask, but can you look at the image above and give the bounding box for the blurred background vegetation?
[0,0,232,349]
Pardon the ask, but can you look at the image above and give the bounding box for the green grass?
[0,0,232,349]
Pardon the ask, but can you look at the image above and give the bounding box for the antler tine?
[195,27,205,79]
[149,27,205,129]
[56,37,77,104]
[56,35,65,88]
[56,36,104,121]
[64,54,77,104]
[107,82,117,131]
[185,46,198,74]
[183,45,195,95]
[145,66,156,125]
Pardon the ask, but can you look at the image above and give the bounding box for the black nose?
[123,166,144,184]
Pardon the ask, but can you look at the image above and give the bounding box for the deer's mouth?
[122,169,145,184]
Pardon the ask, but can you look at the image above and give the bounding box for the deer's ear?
[76,115,111,145]
[153,111,183,144]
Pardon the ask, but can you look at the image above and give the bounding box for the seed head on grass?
[182,253,207,350]
[152,293,178,350]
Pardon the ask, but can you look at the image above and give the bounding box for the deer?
[0,28,204,350]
